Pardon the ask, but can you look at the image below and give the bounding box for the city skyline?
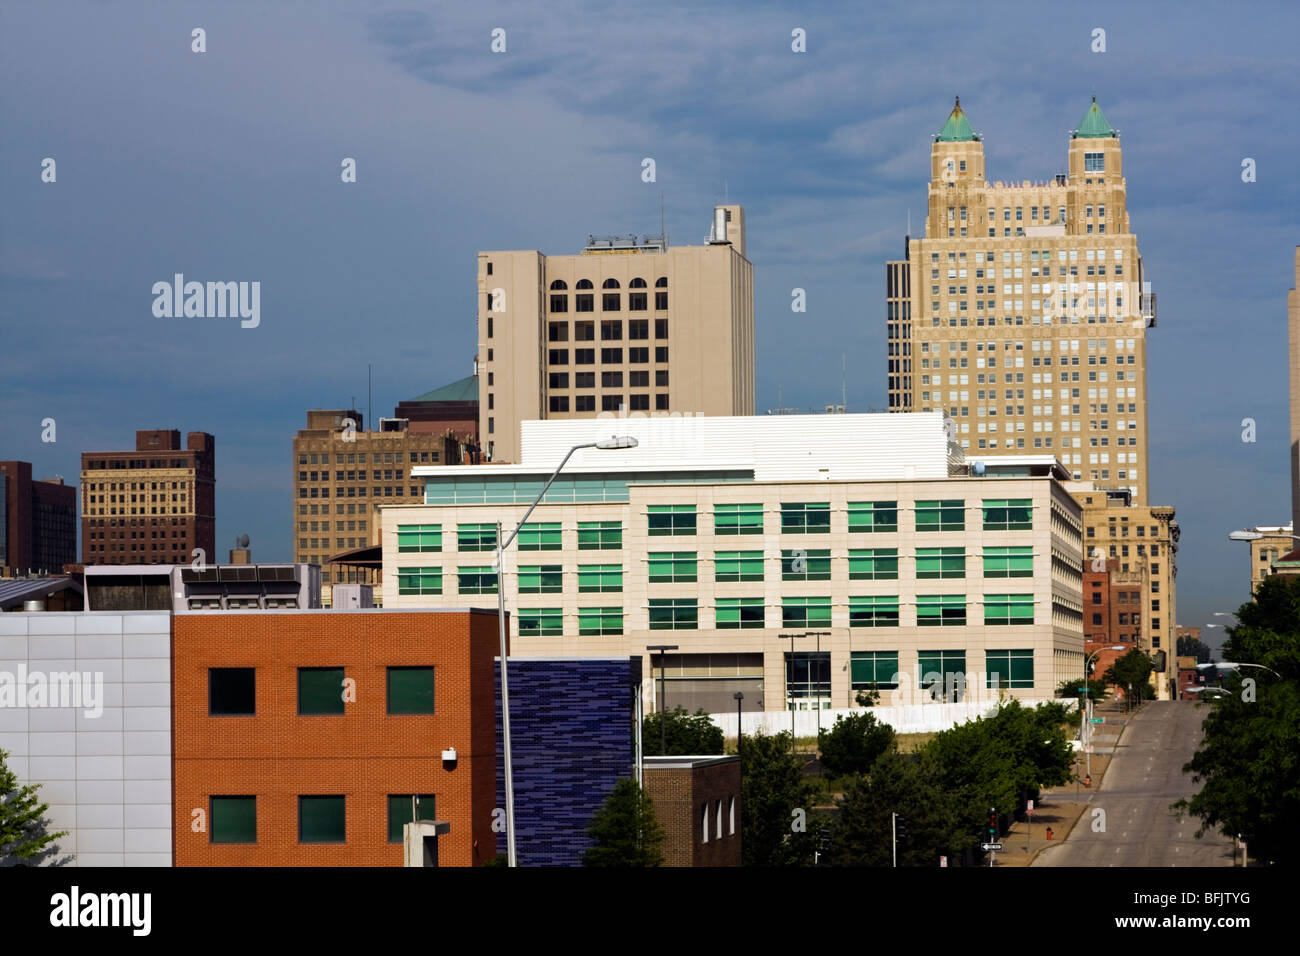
[3,1,1299,648]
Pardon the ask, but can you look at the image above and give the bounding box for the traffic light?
[895,815,908,842]
[988,809,998,839]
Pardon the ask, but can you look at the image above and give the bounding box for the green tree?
[1103,648,1155,705]
[742,730,818,866]
[1175,575,1300,862]
[1056,677,1107,706]
[1177,635,1213,664]
[817,711,896,777]
[642,706,724,756]
[0,748,68,865]
[582,778,664,867]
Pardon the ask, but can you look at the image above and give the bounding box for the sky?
[2,0,1298,649]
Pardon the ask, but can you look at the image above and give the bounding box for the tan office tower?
[888,98,1157,503]
[476,204,754,463]
[1289,246,1299,536]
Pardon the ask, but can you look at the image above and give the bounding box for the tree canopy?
[642,706,724,756]
[1,748,68,865]
[583,778,664,867]
[741,730,818,866]
[817,711,896,777]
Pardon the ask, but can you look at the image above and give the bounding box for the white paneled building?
[381,412,1085,714]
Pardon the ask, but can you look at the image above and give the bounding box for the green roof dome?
[1074,96,1116,138]
[936,96,979,142]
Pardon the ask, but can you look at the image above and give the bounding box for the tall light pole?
[780,632,809,741]
[805,630,832,741]
[496,435,637,867]
[1082,645,1125,781]
[733,691,744,762]
[647,644,679,756]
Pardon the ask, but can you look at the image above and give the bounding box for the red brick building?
[80,429,215,565]
[172,607,499,866]
[0,460,77,574]
[1083,567,1145,684]
[643,755,741,867]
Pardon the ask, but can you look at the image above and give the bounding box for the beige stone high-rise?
[888,98,1157,504]
[1289,246,1299,536]
[476,204,754,463]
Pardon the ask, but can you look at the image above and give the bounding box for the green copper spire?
[1075,96,1116,138]
[936,96,978,142]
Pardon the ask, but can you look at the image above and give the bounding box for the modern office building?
[477,203,754,463]
[494,656,640,866]
[887,97,1157,504]
[80,430,215,566]
[1071,484,1177,697]
[381,413,1085,714]
[172,607,499,867]
[1,461,78,575]
[1289,247,1299,536]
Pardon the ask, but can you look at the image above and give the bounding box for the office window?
[781,548,831,581]
[782,596,832,627]
[548,349,569,366]
[848,595,900,628]
[397,524,442,552]
[1084,152,1104,172]
[655,346,669,362]
[982,498,1033,530]
[916,547,965,579]
[629,318,649,337]
[549,396,570,413]
[578,607,624,635]
[648,552,698,583]
[457,566,498,594]
[574,321,595,340]
[209,668,255,716]
[848,548,899,580]
[397,567,442,595]
[518,522,562,550]
[298,667,345,716]
[628,347,649,363]
[210,796,257,844]
[457,522,498,551]
[648,598,698,630]
[781,502,830,533]
[577,564,623,592]
[577,520,621,550]
[518,608,563,636]
[518,565,563,593]
[986,650,1034,688]
[715,597,765,629]
[984,594,1035,625]
[601,395,623,411]
[298,796,346,844]
[629,370,650,387]
[915,499,965,531]
[600,347,623,364]
[387,795,437,844]
[574,371,595,388]
[917,595,966,626]
[918,650,967,685]
[847,501,898,532]
[851,651,900,688]
[601,371,623,388]
[983,546,1033,577]
[575,395,596,412]
[601,320,622,340]
[386,667,435,714]
[715,502,763,534]
[714,550,764,582]
[648,504,696,535]
[575,348,595,364]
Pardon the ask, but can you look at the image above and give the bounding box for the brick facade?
[173,608,499,866]
[643,756,741,866]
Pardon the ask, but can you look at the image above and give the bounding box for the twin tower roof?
[935,95,1116,142]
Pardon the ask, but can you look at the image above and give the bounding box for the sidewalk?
[993,701,1133,867]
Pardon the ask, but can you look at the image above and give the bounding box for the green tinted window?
[918,650,966,683]
[457,566,497,594]
[298,667,345,716]
[387,667,435,714]
[917,594,966,626]
[916,547,965,579]
[518,608,563,636]
[848,596,899,628]
[983,499,1033,530]
[578,607,623,635]
[714,551,764,582]
[916,500,965,531]
[518,565,563,593]
[518,522,562,550]
[577,564,622,592]
[847,501,898,533]
[986,649,1034,688]
[211,796,257,844]
[850,651,899,689]
[781,502,830,533]
[647,552,697,583]
[387,794,437,844]
[984,593,1035,625]
[397,524,442,552]
[716,597,765,629]
[648,504,696,535]
[848,548,898,580]
[983,546,1033,577]
[781,548,831,581]
[648,598,697,630]
[397,567,442,595]
[715,503,763,535]
[577,521,622,550]
[457,523,498,551]
[298,795,345,843]
[782,596,831,627]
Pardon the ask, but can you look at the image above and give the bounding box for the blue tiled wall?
[494,657,639,867]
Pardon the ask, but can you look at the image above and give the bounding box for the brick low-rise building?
[643,755,741,866]
[1,460,77,575]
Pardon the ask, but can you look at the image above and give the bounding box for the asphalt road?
[1034,700,1236,867]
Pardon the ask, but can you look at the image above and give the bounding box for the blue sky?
[2,0,1298,648]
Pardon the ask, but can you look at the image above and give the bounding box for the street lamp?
[733,691,744,761]
[495,435,637,867]
[1227,529,1300,542]
[1082,645,1125,782]
[780,632,810,741]
[647,644,679,756]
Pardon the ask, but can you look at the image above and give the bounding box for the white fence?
[709,698,1066,739]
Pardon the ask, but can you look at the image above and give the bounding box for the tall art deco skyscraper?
[888,97,1158,503]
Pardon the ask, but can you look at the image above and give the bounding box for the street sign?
[1077,687,1089,692]
[1027,799,1033,812]
[1090,717,1105,724]
[981,842,1003,851]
